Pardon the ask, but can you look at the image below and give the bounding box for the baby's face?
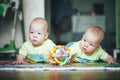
[80,32,100,55]
[29,21,48,47]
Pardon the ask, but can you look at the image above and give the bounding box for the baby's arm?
[13,54,26,64]
[105,55,116,64]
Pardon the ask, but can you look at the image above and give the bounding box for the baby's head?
[85,26,104,44]
[80,26,104,55]
[30,17,48,32]
[29,17,49,47]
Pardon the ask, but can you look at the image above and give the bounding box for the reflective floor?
[0,70,120,80]
[0,54,120,80]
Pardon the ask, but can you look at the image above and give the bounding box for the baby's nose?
[84,42,89,48]
[33,33,38,37]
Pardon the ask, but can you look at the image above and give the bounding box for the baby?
[13,17,56,64]
[69,26,115,64]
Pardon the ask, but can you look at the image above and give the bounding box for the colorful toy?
[49,45,71,65]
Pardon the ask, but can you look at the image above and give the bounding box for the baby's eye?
[30,31,34,34]
[90,44,95,47]
[38,32,42,35]
[83,39,86,42]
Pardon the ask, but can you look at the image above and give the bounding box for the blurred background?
[0,0,119,60]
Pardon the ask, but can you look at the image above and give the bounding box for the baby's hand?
[106,55,116,64]
[13,60,26,65]
[13,54,27,65]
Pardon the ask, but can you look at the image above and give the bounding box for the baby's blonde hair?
[30,17,48,32]
[85,26,104,44]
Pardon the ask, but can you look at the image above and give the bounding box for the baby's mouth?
[82,47,87,51]
[33,39,37,42]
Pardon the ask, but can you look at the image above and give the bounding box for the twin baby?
[13,17,115,65]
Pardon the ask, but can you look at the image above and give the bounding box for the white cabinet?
[72,15,106,33]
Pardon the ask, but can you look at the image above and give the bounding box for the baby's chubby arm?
[105,55,116,64]
[13,54,27,64]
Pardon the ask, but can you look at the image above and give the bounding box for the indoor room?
[0,0,120,80]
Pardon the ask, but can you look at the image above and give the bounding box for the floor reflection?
[0,70,120,80]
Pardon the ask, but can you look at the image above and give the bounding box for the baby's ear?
[45,32,49,39]
[97,45,100,49]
